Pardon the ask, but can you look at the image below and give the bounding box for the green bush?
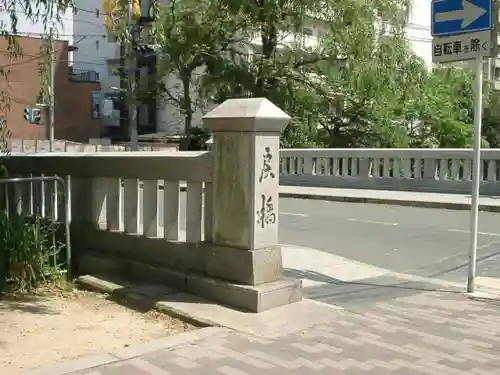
[0,212,66,292]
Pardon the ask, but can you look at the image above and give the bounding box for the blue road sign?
[431,0,492,37]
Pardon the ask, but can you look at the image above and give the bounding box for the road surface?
[279,197,500,283]
[167,192,500,283]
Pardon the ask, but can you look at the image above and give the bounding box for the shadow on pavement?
[426,249,500,279]
[285,268,462,308]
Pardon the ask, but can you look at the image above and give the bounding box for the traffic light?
[24,107,32,122]
[23,107,42,124]
[32,108,41,124]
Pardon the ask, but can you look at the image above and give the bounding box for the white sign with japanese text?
[432,30,497,63]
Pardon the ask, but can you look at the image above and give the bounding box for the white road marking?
[448,228,500,237]
[347,218,399,226]
[280,212,309,217]
[479,240,500,250]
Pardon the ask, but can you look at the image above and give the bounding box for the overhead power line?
[0,36,87,69]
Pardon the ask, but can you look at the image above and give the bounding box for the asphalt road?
[166,192,500,283]
[279,198,500,283]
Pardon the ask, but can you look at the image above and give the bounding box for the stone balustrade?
[280,148,500,194]
[2,98,302,313]
[6,150,212,240]
[9,139,177,152]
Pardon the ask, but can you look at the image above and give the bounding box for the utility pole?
[126,0,138,151]
[48,26,55,152]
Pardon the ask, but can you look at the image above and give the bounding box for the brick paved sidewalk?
[37,290,500,375]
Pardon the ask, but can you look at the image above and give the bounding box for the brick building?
[0,36,101,142]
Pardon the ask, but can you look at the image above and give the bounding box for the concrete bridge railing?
[2,98,302,313]
[279,148,500,194]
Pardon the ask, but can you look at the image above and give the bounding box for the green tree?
[153,0,248,146]
[309,35,427,148]
[404,67,476,148]
[197,0,431,147]
[483,88,500,148]
[153,0,481,149]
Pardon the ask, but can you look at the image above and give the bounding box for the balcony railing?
[69,69,100,83]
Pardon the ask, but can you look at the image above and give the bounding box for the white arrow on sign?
[435,0,487,28]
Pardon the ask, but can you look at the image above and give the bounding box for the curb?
[279,192,500,213]
[21,321,226,375]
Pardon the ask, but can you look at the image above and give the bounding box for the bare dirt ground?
[0,288,195,375]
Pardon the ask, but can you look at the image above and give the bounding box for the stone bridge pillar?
[203,98,302,312]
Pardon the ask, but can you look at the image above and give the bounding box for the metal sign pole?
[467,55,484,293]
[431,0,496,293]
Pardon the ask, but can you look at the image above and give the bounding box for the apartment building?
[71,0,159,139]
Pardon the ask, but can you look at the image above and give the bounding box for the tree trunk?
[182,74,192,138]
[255,0,278,97]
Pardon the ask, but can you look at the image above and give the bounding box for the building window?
[303,28,313,36]
[95,8,100,18]
[92,91,103,119]
[495,67,500,80]
[95,40,100,51]
[140,0,153,21]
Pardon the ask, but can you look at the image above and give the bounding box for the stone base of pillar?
[204,244,284,285]
[187,273,302,312]
[79,251,303,313]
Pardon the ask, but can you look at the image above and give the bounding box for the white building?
[72,2,119,95]
[407,0,433,68]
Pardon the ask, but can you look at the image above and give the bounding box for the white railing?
[9,139,177,153]
[280,148,500,194]
[2,97,298,313]
[6,151,212,244]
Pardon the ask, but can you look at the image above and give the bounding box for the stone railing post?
[203,98,302,312]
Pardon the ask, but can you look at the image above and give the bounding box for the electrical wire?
[3,8,108,28]
[0,48,114,67]
[74,6,114,18]
[10,31,107,38]
[74,6,110,17]
[0,36,87,69]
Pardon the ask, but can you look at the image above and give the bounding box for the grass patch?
[0,211,68,293]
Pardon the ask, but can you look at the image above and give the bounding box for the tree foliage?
[404,68,476,148]
[152,0,487,149]
[153,0,248,140]
[483,89,500,148]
